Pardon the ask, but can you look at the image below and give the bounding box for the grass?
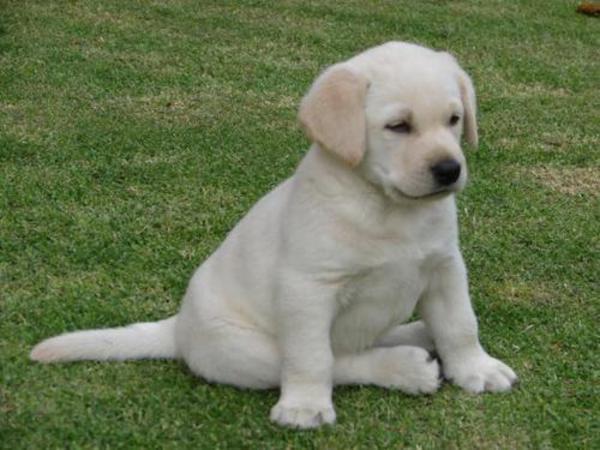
[1,0,598,448]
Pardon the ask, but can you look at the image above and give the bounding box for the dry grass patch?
[496,132,599,153]
[526,166,599,196]
[0,101,62,145]
[492,280,559,306]
[478,70,574,100]
[96,83,299,129]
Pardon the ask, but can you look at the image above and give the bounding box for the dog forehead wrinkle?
[367,101,412,125]
[366,75,459,122]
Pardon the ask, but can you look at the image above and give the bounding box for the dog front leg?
[419,252,518,393]
[270,271,337,429]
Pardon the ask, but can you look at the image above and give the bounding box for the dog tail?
[30,315,178,363]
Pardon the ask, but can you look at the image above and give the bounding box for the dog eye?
[449,114,461,126]
[385,121,412,133]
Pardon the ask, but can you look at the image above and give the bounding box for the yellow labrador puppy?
[31,41,517,429]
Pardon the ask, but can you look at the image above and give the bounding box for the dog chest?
[330,258,426,354]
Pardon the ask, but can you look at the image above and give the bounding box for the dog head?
[299,42,478,203]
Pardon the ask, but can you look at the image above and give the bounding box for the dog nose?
[431,159,461,186]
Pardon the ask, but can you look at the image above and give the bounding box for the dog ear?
[439,52,479,148]
[456,68,478,148]
[298,65,369,167]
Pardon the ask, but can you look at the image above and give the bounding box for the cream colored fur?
[31,42,517,429]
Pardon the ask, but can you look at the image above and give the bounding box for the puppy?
[31,41,518,429]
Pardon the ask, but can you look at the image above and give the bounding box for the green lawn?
[1,0,598,448]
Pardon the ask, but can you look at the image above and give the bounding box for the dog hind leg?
[177,320,282,390]
[177,319,439,395]
[333,345,440,394]
[374,320,435,351]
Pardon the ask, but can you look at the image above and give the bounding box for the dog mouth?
[367,165,460,202]
[392,186,453,201]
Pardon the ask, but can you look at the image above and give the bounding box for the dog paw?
[375,347,441,395]
[270,400,336,429]
[444,352,518,393]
